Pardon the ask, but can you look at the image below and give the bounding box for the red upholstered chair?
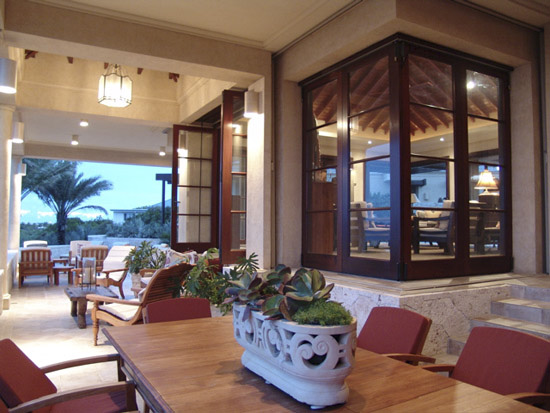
[423,326,550,408]
[143,297,212,324]
[0,339,136,413]
[357,306,435,364]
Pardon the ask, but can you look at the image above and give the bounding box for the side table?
[64,286,117,329]
[53,264,74,285]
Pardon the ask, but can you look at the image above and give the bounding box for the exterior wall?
[274,0,544,274]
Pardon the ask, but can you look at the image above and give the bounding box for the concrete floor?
[0,272,136,393]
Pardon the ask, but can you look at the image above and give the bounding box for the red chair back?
[357,306,432,355]
[452,326,550,395]
[0,339,56,413]
[143,297,212,324]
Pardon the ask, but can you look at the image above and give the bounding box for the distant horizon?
[20,161,171,224]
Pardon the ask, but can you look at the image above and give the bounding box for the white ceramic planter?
[232,304,356,409]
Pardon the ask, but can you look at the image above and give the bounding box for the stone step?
[447,334,469,356]
[491,298,550,324]
[470,315,550,340]
[510,284,550,302]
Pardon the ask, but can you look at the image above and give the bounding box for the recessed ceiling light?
[367,140,373,145]
[159,146,166,157]
[440,137,445,142]
[80,119,89,127]
[71,135,79,146]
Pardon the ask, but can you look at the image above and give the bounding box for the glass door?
[171,125,219,252]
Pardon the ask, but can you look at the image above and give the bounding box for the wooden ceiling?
[311,55,499,137]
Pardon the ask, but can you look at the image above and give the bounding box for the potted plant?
[124,241,167,290]
[179,249,259,315]
[224,262,356,409]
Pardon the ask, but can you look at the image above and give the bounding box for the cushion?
[97,270,125,283]
[0,339,57,413]
[98,301,140,321]
[51,392,127,413]
[165,249,197,267]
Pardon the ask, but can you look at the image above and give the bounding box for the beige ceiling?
[10,0,550,166]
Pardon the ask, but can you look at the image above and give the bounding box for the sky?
[20,162,171,224]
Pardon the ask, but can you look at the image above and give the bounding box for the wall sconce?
[11,121,24,143]
[475,167,498,195]
[98,64,132,108]
[244,90,261,118]
[80,119,89,127]
[0,58,17,94]
[71,134,79,146]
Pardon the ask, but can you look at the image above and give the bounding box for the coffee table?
[64,286,117,329]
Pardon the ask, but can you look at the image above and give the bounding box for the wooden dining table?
[103,316,539,412]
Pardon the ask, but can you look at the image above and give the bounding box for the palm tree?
[21,159,73,199]
[34,163,112,244]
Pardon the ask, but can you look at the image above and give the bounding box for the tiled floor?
[0,273,136,393]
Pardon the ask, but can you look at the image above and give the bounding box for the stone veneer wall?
[330,283,511,356]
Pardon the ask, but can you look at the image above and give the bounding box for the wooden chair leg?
[119,285,125,299]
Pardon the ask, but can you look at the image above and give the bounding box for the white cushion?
[97,270,125,283]
[98,300,140,321]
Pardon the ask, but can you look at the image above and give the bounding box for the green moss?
[291,300,353,326]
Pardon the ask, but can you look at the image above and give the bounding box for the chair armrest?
[72,268,82,276]
[384,353,436,364]
[85,294,140,305]
[420,363,455,374]
[139,268,157,277]
[41,353,121,373]
[102,268,127,275]
[8,381,136,413]
[508,392,550,407]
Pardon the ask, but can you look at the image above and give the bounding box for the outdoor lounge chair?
[87,262,193,345]
[0,338,137,412]
[422,326,550,409]
[357,306,435,364]
[95,245,133,298]
[18,247,53,287]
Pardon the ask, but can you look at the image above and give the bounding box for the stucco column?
[0,104,14,314]
[8,156,22,250]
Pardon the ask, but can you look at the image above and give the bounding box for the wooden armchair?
[351,202,390,251]
[357,306,435,365]
[87,262,193,345]
[18,248,53,287]
[73,245,109,286]
[422,326,550,409]
[0,338,136,413]
[412,200,455,254]
[95,245,134,298]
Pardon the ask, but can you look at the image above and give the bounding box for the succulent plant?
[262,267,334,321]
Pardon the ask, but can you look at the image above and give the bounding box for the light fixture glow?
[367,140,373,145]
[466,80,476,90]
[80,119,89,127]
[11,121,24,143]
[0,58,17,94]
[98,64,132,108]
[475,167,498,195]
[71,134,79,146]
[159,146,166,157]
[244,90,260,118]
[440,137,445,142]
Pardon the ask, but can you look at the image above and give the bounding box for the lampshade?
[244,90,260,118]
[11,121,24,143]
[0,58,17,94]
[71,134,79,146]
[411,193,419,203]
[475,167,498,195]
[98,64,132,108]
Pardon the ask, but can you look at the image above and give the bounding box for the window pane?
[412,200,455,260]
[410,105,454,158]
[469,164,500,207]
[177,216,199,243]
[467,71,499,120]
[201,133,213,158]
[199,217,211,243]
[231,175,246,210]
[469,210,503,257]
[200,188,211,214]
[306,124,338,170]
[305,79,338,129]
[232,135,247,172]
[200,160,212,186]
[178,159,200,186]
[349,201,390,260]
[350,108,390,159]
[178,188,200,214]
[231,213,245,250]
[349,56,389,115]
[468,117,500,163]
[411,157,454,205]
[363,158,390,208]
[179,130,202,158]
[409,55,452,109]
